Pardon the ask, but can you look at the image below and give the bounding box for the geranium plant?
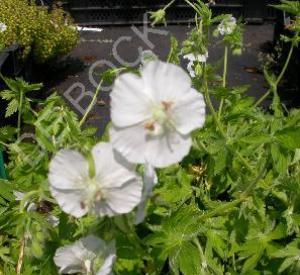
[0,1,300,274]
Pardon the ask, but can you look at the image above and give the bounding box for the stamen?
[80,201,86,209]
[144,122,155,131]
[161,101,173,111]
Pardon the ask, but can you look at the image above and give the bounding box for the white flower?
[217,16,237,35]
[183,52,208,77]
[54,235,116,275]
[110,60,206,168]
[48,142,142,218]
[0,23,7,33]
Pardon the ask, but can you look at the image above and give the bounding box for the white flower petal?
[173,88,206,135]
[54,236,113,274]
[49,150,89,190]
[111,73,153,127]
[183,53,196,62]
[50,187,88,218]
[145,131,192,168]
[110,124,147,164]
[96,242,116,275]
[103,178,142,215]
[186,61,195,78]
[80,235,106,256]
[54,244,84,274]
[141,60,191,102]
[91,142,142,216]
[92,142,136,186]
[197,52,208,63]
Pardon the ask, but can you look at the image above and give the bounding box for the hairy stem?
[193,238,207,271]
[16,238,25,275]
[79,79,103,127]
[164,0,176,11]
[218,45,228,118]
[184,0,201,14]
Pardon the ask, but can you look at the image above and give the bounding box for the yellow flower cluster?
[0,0,78,63]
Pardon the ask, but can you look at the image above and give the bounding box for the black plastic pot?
[66,0,279,25]
[0,44,23,77]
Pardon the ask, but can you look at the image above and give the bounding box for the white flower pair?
[49,60,206,219]
[49,60,206,274]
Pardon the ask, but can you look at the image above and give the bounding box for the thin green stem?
[163,0,176,11]
[218,46,228,118]
[193,238,207,271]
[254,37,296,107]
[16,237,25,275]
[183,0,201,14]
[79,79,103,127]
[222,46,228,88]
[254,88,272,107]
[203,66,226,137]
[17,90,24,139]
[275,44,294,87]
[241,166,265,197]
[235,151,256,175]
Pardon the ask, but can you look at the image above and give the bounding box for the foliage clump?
[0,0,78,63]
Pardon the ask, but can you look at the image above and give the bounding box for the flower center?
[80,178,104,210]
[144,101,174,136]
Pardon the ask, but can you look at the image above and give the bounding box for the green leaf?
[146,205,204,257]
[5,99,18,118]
[271,144,288,174]
[240,133,272,144]
[272,0,300,16]
[176,242,201,275]
[167,36,180,64]
[275,127,300,150]
[0,90,15,101]
[0,180,14,202]
[206,230,227,258]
